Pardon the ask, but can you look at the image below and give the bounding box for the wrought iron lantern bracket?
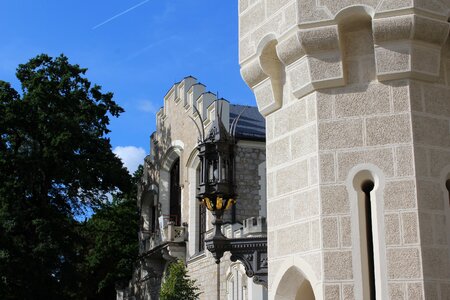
[205,236,268,287]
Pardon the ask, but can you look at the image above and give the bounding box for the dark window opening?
[362,180,375,300]
[197,165,206,252]
[446,179,450,206]
[199,202,206,252]
[170,158,181,226]
[151,205,156,233]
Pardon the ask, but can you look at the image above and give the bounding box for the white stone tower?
[238,0,450,299]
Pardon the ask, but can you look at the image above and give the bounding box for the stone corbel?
[373,14,450,81]
[240,40,283,117]
[283,25,345,99]
[276,32,305,67]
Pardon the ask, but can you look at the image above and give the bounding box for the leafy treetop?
[160,260,201,300]
[0,54,133,299]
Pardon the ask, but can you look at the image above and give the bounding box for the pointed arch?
[271,256,320,300]
[159,142,184,223]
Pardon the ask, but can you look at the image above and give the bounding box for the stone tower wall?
[239,1,450,299]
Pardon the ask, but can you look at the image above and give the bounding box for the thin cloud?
[124,35,180,62]
[113,146,146,174]
[137,100,157,113]
[92,0,150,30]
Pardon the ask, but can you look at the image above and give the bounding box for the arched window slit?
[360,179,375,300]
[445,179,450,206]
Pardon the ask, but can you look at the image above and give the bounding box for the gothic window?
[226,264,247,300]
[170,158,181,226]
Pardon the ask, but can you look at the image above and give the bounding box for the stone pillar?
[239,1,450,299]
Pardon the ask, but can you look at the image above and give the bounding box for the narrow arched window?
[446,179,450,206]
[169,158,181,226]
[360,180,375,300]
[197,165,206,252]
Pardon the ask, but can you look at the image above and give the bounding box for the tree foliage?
[76,166,142,299]
[0,54,136,299]
[160,260,201,300]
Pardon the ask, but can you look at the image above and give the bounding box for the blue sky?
[1,0,256,173]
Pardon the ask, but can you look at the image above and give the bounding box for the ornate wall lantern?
[197,117,236,215]
[189,102,267,287]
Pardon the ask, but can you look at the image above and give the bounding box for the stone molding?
[240,38,284,116]
[373,14,450,81]
[239,5,450,117]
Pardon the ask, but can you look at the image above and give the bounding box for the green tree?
[77,166,142,300]
[0,54,131,299]
[160,260,201,300]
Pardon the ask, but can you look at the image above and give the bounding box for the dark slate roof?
[229,104,265,141]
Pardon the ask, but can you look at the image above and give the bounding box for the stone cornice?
[373,14,449,47]
[373,14,449,81]
[239,6,449,117]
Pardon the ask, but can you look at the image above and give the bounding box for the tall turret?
[239,1,450,299]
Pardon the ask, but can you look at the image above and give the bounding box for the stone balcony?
[140,221,187,256]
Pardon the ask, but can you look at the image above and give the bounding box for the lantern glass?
[213,160,218,182]
[208,161,213,182]
[221,160,228,181]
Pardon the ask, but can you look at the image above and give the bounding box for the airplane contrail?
[92,0,150,30]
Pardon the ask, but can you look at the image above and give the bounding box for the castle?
[120,0,450,299]
[118,77,268,299]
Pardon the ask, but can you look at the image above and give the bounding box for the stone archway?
[274,266,315,300]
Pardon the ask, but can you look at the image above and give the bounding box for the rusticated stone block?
[322,217,339,248]
[416,179,444,210]
[323,251,353,280]
[321,185,349,215]
[401,212,419,245]
[319,119,363,150]
[292,188,320,220]
[422,247,450,279]
[320,152,336,183]
[276,222,311,255]
[291,124,317,159]
[267,136,290,168]
[385,213,401,245]
[334,84,390,117]
[384,180,416,210]
[423,85,450,117]
[407,282,424,300]
[324,284,340,300]
[388,282,406,300]
[266,0,291,16]
[337,148,394,181]
[268,196,292,227]
[387,248,422,279]
[239,2,265,37]
[340,216,352,247]
[391,80,410,113]
[342,284,354,300]
[275,160,309,195]
[366,113,412,146]
[396,145,414,177]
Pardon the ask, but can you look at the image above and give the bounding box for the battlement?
[156,76,232,130]
[243,216,267,237]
